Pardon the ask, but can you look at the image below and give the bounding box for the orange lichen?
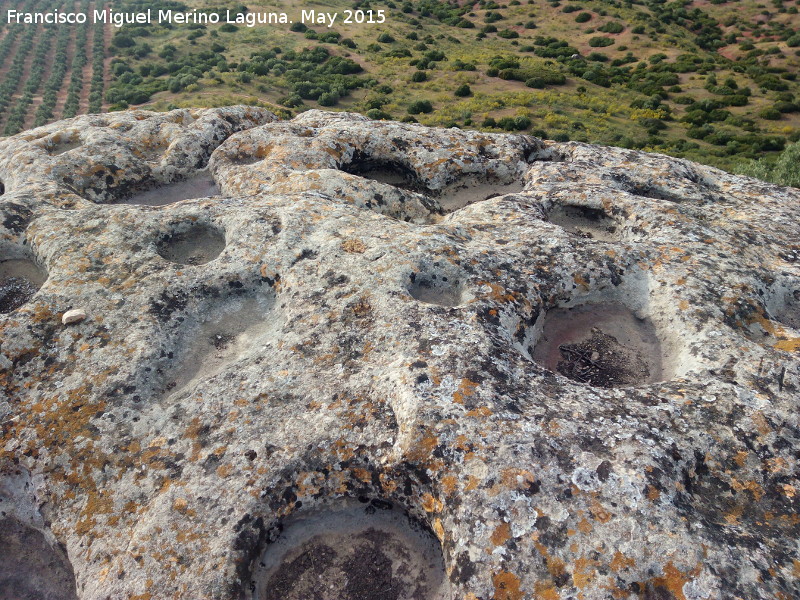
[490,522,512,547]
[492,571,524,600]
[453,378,480,404]
[441,474,459,495]
[610,551,635,572]
[648,561,702,600]
[421,493,443,513]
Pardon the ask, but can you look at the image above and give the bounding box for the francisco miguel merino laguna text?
[5,7,383,28]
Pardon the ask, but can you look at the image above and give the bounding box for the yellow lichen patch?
[432,518,445,540]
[172,498,188,513]
[533,581,560,600]
[406,432,439,463]
[421,493,443,513]
[466,406,493,417]
[492,571,525,600]
[577,518,592,534]
[774,337,800,352]
[533,541,566,580]
[352,468,372,483]
[478,281,517,303]
[589,500,613,523]
[573,273,590,291]
[490,522,512,547]
[648,561,701,600]
[341,239,367,253]
[610,551,635,572]
[646,485,661,502]
[572,556,600,590]
[453,378,480,404]
[441,474,458,496]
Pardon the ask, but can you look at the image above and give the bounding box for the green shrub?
[408,99,433,114]
[454,83,471,96]
[588,37,614,47]
[759,107,782,120]
[411,71,427,82]
[737,141,800,188]
[575,12,591,22]
[377,33,396,43]
[598,21,623,33]
[318,92,338,106]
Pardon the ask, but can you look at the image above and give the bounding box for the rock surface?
[0,107,798,600]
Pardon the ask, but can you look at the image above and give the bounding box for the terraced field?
[2,0,799,179]
[0,0,107,134]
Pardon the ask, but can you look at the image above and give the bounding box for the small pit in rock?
[123,171,220,206]
[0,258,47,314]
[0,180,5,195]
[769,287,800,331]
[0,518,78,600]
[156,223,225,265]
[164,293,278,394]
[251,501,451,600]
[436,179,524,213]
[531,302,664,387]
[48,139,82,156]
[548,204,618,242]
[407,271,467,307]
[342,155,421,192]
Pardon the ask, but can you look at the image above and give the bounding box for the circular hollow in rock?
[0,518,78,600]
[342,153,421,192]
[0,258,47,314]
[531,302,664,387]
[768,286,800,331]
[123,171,220,206]
[156,223,225,266]
[547,204,618,242]
[435,179,524,214]
[251,500,451,600]
[407,271,467,307]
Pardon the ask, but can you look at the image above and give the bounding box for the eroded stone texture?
[0,108,798,600]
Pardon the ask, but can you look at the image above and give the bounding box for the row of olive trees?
[0,19,41,123]
[3,21,57,135]
[61,0,92,118]
[33,0,89,125]
[88,21,106,113]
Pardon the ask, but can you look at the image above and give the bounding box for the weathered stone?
[0,107,798,600]
[61,308,87,325]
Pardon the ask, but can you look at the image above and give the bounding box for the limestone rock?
[61,308,87,325]
[0,108,798,600]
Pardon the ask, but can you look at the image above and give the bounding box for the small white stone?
[61,308,87,325]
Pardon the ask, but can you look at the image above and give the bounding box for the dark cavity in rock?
[408,270,467,307]
[531,302,663,387]
[156,223,225,266]
[0,258,47,314]
[0,518,78,600]
[342,152,422,192]
[123,171,220,206]
[252,501,450,600]
[548,204,618,242]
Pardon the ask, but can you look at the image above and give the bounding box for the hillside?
[2,0,799,175]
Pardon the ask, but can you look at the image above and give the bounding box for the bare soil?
[252,502,450,600]
[0,259,47,314]
[531,302,664,387]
